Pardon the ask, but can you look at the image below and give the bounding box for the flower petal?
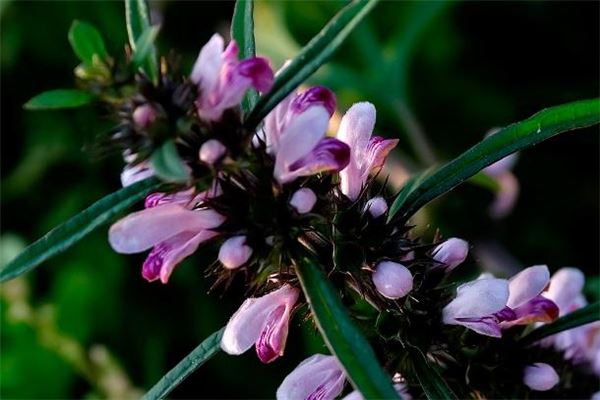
[502,295,559,328]
[121,162,154,187]
[523,363,559,391]
[290,86,336,116]
[489,171,520,219]
[544,267,585,314]
[443,278,509,322]
[364,136,399,174]
[276,354,346,400]
[507,265,550,308]
[191,33,224,91]
[281,138,350,183]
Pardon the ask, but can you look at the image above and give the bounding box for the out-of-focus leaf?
[519,302,600,346]
[410,347,458,400]
[245,0,379,128]
[131,26,159,71]
[24,90,95,110]
[295,257,400,399]
[231,0,257,112]
[125,0,158,83]
[68,20,108,65]
[389,98,600,221]
[467,171,500,192]
[142,328,224,400]
[150,140,189,183]
[0,178,160,282]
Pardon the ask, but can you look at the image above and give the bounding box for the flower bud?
[372,261,413,299]
[199,139,227,165]
[132,104,156,128]
[523,363,559,391]
[218,236,252,269]
[289,188,317,214]
[364,196,388,218]
[432,238,469,271]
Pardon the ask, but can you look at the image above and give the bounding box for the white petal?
[191,33,224,93]
[507,265,550,308]
[443,278,509,323]
[276,354,345,400]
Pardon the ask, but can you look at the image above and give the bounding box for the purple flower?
[432,238,469,272]
[276,354,346,400]
[199,139,227,165]
[290,188,317,214]
[364,196,388,218]
[262,86,350,184]
[221,284,299,363]
[372,261,413,300]
[218,235,253,269]
[108,188,224,283]
[337,102,399,201]
[523,363,559,391]
[132,104,157,127]
[191,34,274,121]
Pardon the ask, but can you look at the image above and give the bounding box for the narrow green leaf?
[295,257,400,399]
[131,26,160,70]
[143,328,224,400]
[24,89,96,110]
[245,0,379,128]
[0,178,160,282]
[410,348,458,400]
[68,20,108,65]
[389,98,600,220]
[150,140,189,183]
[519,301,600,347]
[467,171,500,192]
[125,0,158,83]
[231,0,257,112]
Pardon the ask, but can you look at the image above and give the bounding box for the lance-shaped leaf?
[150,140,189,183]
[0,178,160,282]
[410,347,457,400]
[125,0,158,83]
[68,20,108,65]
[131,26,160,71]
[231,0,257,113]
[295,256,400,399]
[24,89,96,110]
[143,328,224,400]
[519,301,600,347]
[244,0,379,129]
[389,98,600,221]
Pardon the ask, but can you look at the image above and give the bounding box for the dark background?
[1,1,598,398]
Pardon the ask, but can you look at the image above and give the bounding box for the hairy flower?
[276,354,346,400]
[337,102,398,201]
[221,284,299,363]
[191,34,274,121]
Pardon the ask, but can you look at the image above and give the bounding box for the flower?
[132,104,157,127]
[337,102,399,201]
[108,188,224,283]
[364,196,388,218]
[120,153,154,187]
[218,235,253,269]
[372,261,413,299]
[523,363,559,391]
[221,284,299,363]
[262,86,350,184]
[199,139,227,165]
[432,238,469,271]
[276,354,346,400]
[290,188,317,214]
[191,34,274,121]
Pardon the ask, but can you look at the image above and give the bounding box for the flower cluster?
[97,34,599,399]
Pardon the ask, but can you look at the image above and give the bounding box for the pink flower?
[276,354,346,400]
[108,188,224,283]
[432,238,469,272]
[364,196,388,218]
[523,363,559,391]
[337,102,399,201]
[221,284,299,363]
[132,104,156,127]
[199,139,227,165]
[218,235,253,269]
[372,261,413,299]
[120,153,154,187]
[290,188,317,214]
[261,86,350,184]
[191,34,274,121]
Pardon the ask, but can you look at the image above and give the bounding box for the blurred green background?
[1,1,598,398]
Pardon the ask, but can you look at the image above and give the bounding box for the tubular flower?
[276,354,346,400]
[108,188,224,283]
[337,102,399,201]
[218,235,253,269]
[372,260,413,300]
[221,284,299,363]
[262,86,350,184]
[364,196,388,218]
[191,34,274,121]
[523,363,559,391]
[432,238,469,272]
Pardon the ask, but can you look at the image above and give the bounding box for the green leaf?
[150,140,189,183]
[125,0,158,83]
[143,328,224,400]
[389,98,600,221]
[231,0,257,113]
[0,178,160,282]
[24,89,95,110]
[68,20,108,65]
[131,26,160,70]
[244,0,379,129]
[467,171,500,193]
[410,347,458,400]
[295,257,400,399]
[519,301,600,347]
